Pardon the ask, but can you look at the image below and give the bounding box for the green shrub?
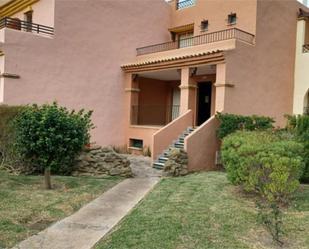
[221,131,304,202]
[0,105,27,171]
[216,113,274,139]
[13,103,93,189]
[221,130,304,245]
[286,115,309,183]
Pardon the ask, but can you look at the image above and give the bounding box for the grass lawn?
[95,172,309,249]
[0,171,122,248]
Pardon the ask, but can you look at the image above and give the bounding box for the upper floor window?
[178,31,194,48]
[24,10,33,23]
[177,0,195,10]
[228,13,237,25]
[24,10,33,32]
[201,20,209,32]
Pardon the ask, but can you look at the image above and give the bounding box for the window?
[201,20,209,31]
[24,10,33,23]
[178,31,194,48]
[24,10,33,32]
[228,13,237,25]
[129,139,143,149]
[177,0,195,10]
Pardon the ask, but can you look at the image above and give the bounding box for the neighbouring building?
[0,0,307,171]
[294,8,309,115]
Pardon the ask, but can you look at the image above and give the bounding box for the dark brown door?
[197,82,212,125]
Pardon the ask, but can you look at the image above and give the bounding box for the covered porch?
[123,53,229,151]
[130,65,219,128]
[122,51,230,170]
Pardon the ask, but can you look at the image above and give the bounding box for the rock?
[72,146,132,178]
[109,168,122,176]
[163,148,189,177]
[83,155,96,163]
[89,149,102,155]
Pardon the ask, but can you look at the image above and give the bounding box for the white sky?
[298,0,309,6]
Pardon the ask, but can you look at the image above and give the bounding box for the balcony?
[303,44,309,53]
[136,28,255,56]
[0,17,54,36]
[177,0,195,10]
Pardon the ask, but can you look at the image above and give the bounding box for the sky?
[298,0,309,6]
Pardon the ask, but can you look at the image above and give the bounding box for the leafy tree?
[13,103,93,189]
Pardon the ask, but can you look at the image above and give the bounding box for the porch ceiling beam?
[122,52,225,73]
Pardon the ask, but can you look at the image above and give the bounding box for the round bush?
[221,131,304,203]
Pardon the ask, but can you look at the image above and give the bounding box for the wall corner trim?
[0,73,20,79]
[125,88,140,92]
[214,82,234,88]
[179,84,197,89]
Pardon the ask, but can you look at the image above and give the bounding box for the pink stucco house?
[0,0,308,171]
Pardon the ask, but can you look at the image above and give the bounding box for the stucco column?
[293,19,308,114]
[214,63,227,112]
[124,73,140,126]
[179,67,197,116]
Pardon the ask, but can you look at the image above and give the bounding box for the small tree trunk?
[44,167,52,189]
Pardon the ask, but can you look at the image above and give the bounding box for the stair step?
[153,162,164,170]
[174,141,184,146]
[152,126,194,170]
[158,157,168,163]
[174,144,184,149]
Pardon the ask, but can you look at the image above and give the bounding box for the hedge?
[216,112,274,139]
[0,105,27,172]
[286,115,309,183]
[221,131,304,203]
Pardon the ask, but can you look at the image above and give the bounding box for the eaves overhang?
[121,50,225,73]
[0,0,39,18]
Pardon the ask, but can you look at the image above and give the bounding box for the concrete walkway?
[14,177,159,249]
[128,154,163,178]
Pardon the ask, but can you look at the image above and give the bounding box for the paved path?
[14,177,159,249]
[128,155,163,178]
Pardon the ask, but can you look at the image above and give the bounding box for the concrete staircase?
[153,127,195,170]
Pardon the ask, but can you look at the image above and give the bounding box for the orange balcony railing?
[136,28,254,56]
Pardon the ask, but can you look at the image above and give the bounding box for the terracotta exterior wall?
[224,0,299,126]
[1,0,171,146]
[138,77,172,126]
[170,0,257,36]
[185,115,220,171]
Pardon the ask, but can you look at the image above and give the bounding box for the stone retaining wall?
[72,146,132,177]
